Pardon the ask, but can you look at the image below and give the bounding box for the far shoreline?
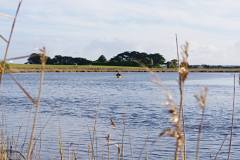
[8,64,240,73]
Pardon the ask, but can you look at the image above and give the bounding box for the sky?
[0,0,240,65]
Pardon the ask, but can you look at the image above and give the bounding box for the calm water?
[0,72,240,159]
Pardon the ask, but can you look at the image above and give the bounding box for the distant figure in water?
[116,72,122,78]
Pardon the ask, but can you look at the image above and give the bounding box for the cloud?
[1,0,240,64]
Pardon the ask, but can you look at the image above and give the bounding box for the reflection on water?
[0,72,240,159]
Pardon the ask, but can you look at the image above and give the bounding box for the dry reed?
[26,48,46,160]
[194,87,208,160]
[227,74,236,160]
[0,0,23,86]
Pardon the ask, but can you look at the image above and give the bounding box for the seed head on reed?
[39,47,47,66]
[179,42,189,82]
[27,47,46,160]
[159,127,185,152]
[160,92,185,154]
[164,94,179,125]
[194,87,208,110]
[159,128,177,138]
[159,40,190,160]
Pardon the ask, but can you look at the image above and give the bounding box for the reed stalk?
[175,34,180,67]
[227,74,236,160]
[117,144,120,160]
[214,134,228,160]
[92,117,97,160]
[175,34,185,160]
[91,120,96,160]
[107,134,110,160]
[138,135,149,160]
[0,0,23,86]
[120,118,126,160]
[195,106,205,160]
[58,126,64,160]
[26,48,46,160]
[176,39,189,160]
[88,144,91,160]
[128,135,134,160]
[194,87,208,160]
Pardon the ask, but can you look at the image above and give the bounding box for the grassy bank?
[8,64,240,73]
[9,64,177,72]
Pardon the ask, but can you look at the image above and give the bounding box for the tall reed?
[227,74,236,160]
[159,41,189,160]
[194,87,208,160]
[0,0,23,86]
[26,48,46,160]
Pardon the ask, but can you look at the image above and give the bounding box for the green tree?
[28,53,41,64]
[28,53,52,64]
[51,55,92,65]
[166,59,178,68]
[96,55,107,63]
[149,53,166,67]
[109,51,165,67]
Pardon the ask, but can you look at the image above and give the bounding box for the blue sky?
[1,0,240,65]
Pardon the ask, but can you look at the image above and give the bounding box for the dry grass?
[0,0,23,86]
[6,64,240,73]
[9,64,176,73]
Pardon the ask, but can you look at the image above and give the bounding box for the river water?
[0,72,240,159]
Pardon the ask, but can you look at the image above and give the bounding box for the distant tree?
[51,55,92,65]
[96,55,107,63]
[51,55,62,64]
[92,55,108,65]
[28,53,52,64]
[201,64,210,68]
[72,57,92,65]
[171,59,178,68]
[28,53,41,64]
[148,53,166,67]
[166,59,178,68]
[26,51,166,67]
[108,51,143,66]
[109,51,165,67]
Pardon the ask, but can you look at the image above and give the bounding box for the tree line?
[27,51,178,68]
